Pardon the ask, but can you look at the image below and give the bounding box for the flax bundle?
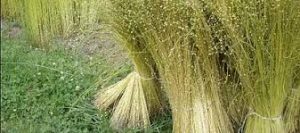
[204,0,300,132]
[105,0,233,132]
[94,0,164,130]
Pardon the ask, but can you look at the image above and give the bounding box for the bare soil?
[1,19,129,68]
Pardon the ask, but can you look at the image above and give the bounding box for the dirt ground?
[1,19,129,68]
[1,19,22,38]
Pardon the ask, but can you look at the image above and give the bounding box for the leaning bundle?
[206,0,300,132]
[94,0,164,130]
[109,1,233,132]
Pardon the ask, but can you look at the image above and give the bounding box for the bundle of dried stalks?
[205,0,300,132]
[94,1,165,129]
[94,70,164,130]
[109,1,234,132]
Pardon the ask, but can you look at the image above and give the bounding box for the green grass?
[0,36,172,133]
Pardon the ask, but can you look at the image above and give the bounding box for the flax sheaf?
[137,1,233,132]
[204,0,300,133]
[94,0,165,130]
